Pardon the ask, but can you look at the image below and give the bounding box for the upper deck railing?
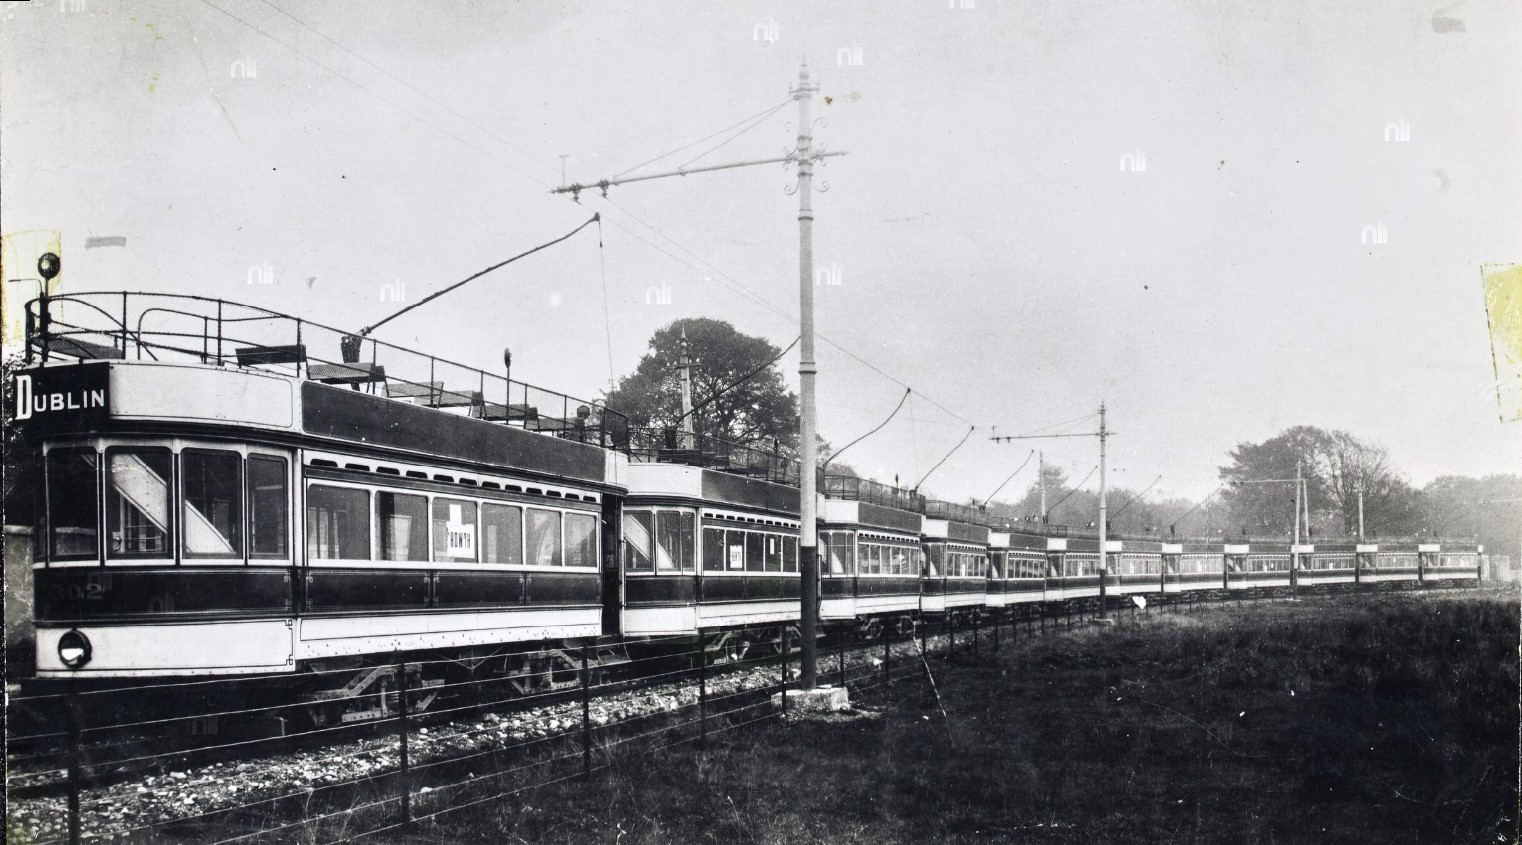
[22,292,630,451]
[822,475,927,513]
[924,499,989,526]
[626,427,801,486]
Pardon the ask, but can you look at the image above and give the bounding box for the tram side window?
[307,485,371,561]
[526,508,562,567]
[765,535,782,572]
[566,512,599,568]
[482,503,524,565]
[248,456,289,559]
[746,532,765,572]
[624,511,655,572]
[182,450,242,559]
[107,448,173,559]
[655,511,686,571]
[703,527,724,572]
[679,513,696,572]
[433,498,479,563]
[784,536,798,572]
[926,546,942,577]
[725,530,746,570]
[377,492,428,562]
[47,447,99,560]
[824,533,850,575]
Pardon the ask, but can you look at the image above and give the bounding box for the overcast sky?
[4,0,1519,507]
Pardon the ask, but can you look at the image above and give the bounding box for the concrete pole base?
[772,685,851,718]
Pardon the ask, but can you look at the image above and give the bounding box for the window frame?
[305,481,374,565]
[480,501,525,567]
[246,453,291,562]
[376,490,430,564]
[563,510,600,570]
[45,445,102,566]
[525,506,565,568]
[431,496,480,565]
[180,447,246,562]
[105,445,176,565]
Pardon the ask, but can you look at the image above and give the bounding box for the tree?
[605,319,799,449]
[1422,474,1522,561]
[1219,425,1424,539]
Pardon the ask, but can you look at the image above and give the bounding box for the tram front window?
[183,450,242,559]
[48,447,99,560]
[107,449,172,559]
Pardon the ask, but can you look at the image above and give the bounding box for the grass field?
[399,590,1518,844]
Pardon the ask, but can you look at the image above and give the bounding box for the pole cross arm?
[551,151,848,198]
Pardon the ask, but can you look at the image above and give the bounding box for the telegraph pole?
[793,62,821,690]
[1038,451,1047,519]
[1357,483,1366,541]
[1292,460,1302,593]
[551,61,841,689]
[1293,461,1301,548]
[1097,403,1109,617]
[677,328,695,449]
[990,405,1113,619]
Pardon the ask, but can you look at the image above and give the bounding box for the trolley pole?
[795,61,821,690]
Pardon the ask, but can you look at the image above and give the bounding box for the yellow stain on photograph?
[1482,263,1522,423]
[1,230,62,350]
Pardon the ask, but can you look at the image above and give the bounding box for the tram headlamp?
[58,630,92,669]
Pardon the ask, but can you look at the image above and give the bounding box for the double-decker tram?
[20,292,632,723]
[920,500,989,620]
[818,476,925,638]
[619,433,802,662]
[1104,538,1164,596]
[1302,542,1359,586]
[988,526,1048,607]
[1045,535,1102,601]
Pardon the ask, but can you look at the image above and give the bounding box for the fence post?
[993,609,1000,653]
[698,644,708,748]
[919,617,927,660]
[882,628,890,686]
[838,636,846,688]
[780,633,789,716]
[973,612,980,662]
[66,680,81,845]
[947,613,956,662]
[581,645,592,779]
[395,653,411,829]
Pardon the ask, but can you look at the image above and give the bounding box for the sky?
[3,0,1519,508]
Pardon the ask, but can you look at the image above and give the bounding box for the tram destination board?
[11,362,110,430]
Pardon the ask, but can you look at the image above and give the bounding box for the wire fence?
[6,580,1495,845]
